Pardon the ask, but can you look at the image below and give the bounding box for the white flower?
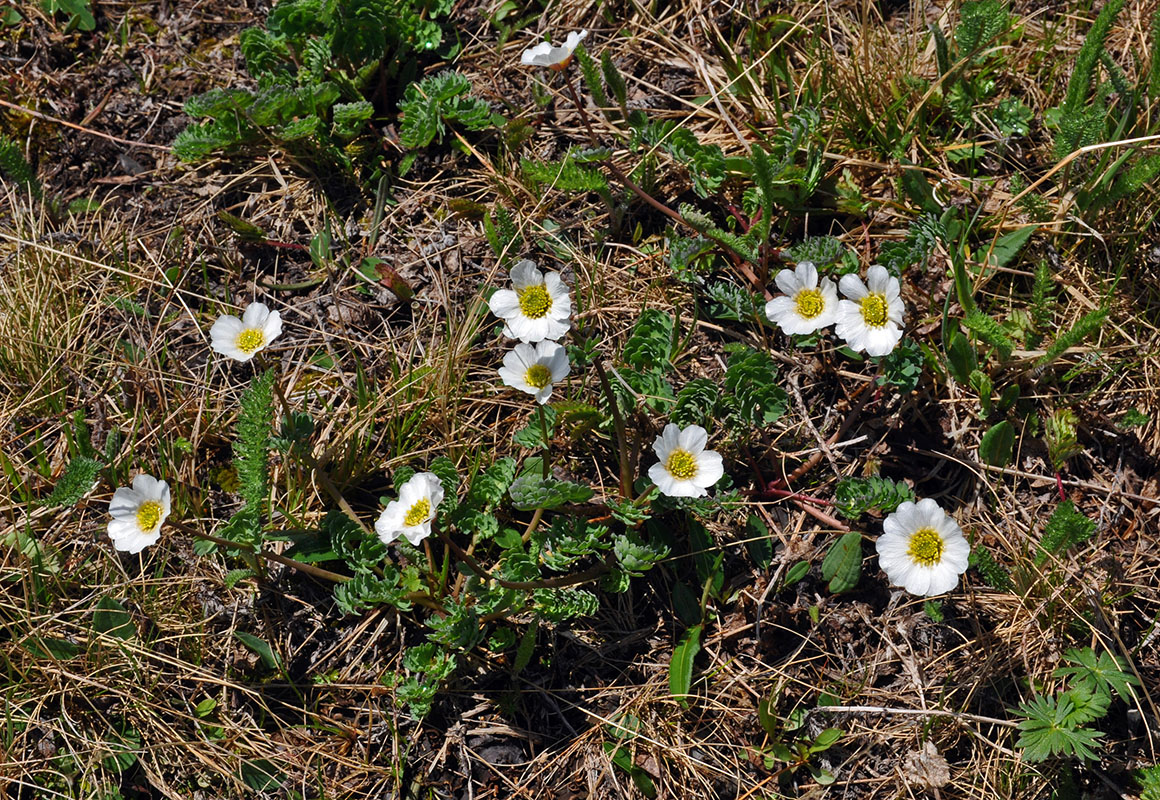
[487,260,572,343]
[647,424,725,498]
[520,29,587,70]
[764,261,840,336]
[498,341,570,404]
[875,498,970,596]
[209,302,283,362]
[375,472,444,547]
[107,473,170,554]
[834,265,905,356]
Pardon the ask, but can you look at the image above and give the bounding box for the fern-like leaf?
[235,368,275,517]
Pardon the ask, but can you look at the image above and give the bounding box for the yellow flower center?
[136,501,163,532]
[235,328,265,354]
[794,288,825,319]
[403,498,431,527]
[860,294,889,327]
[517,284,552,319]
[907,527,945,567]
[525,364,553,389]
[665,449,698,481]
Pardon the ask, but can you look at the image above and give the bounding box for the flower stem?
[172,520,352,584]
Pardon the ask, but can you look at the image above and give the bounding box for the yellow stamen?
[794,288,825,319]
[907,527,944,567]
[235,328,265,354]
[136,501,163,532]
[403,499,431,527]
[860,294,889,327]
[665,449,698,480]
[525,364,553,389]
[517,284,552,319]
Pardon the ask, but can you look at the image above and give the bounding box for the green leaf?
[783,560,810,587]
[963,309,1014,361]
[810,728,842,753]
[1055,647,1140,702]
[512,406,557,449]
[22,636,80,660]
[944,328,977,384]
[979,420,1014,467]
[234,631,283,671]
[240,759,283,792]
[92,596,135,640]
[669,624,702,707]
[833,476,915,520]
[745,514,773,570]
[1015,694,1105,762]
[1037,501,1096,563]
[508,475,594,510]
[622,309,675,371]
[821,532,862,593]
[986,225,1036,269]
[44,455,101,507]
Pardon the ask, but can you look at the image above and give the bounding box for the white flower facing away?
[107,473,170,554]
[648,424,725,498]
[834,265,905,357]
[520,29,587,70]
[764,261,839,336]
[209,302,283,362]
[487,260,572,343]
[375,472,445,547]
[875,498,970,596]
[498,340,570,404]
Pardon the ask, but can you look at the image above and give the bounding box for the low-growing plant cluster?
[3,0,1160,797]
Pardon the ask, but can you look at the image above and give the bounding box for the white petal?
[489,289,520,320]
[902,567,933,596]
[242,302,270,327]
[677,424,709,454]
[402,523,433,546]
[654,424,681,460]
[925,566,961,595]
[564,29,588,49]
[509,260,541,289]
[765,296,795,324]
[838,273,868,301]
[109,487,142,519]
[262,309,283,343]
[865,265,891,294]
[375,503,405,544]
[108,517,140,540]
[774,267,804,296]
[648,462,678,496]
[693,450,724,488]
[545,346,570,381]
[864,325,902,357]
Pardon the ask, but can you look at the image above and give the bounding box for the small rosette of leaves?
[508,475,594,511]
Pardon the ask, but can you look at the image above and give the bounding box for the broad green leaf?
[92,596,135,640]
[979,420,1015,466]
[821,532,862,593]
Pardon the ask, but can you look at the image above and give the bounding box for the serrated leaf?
[821,532,862,593]
[44,455,101,507]
[669,624,702,708]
